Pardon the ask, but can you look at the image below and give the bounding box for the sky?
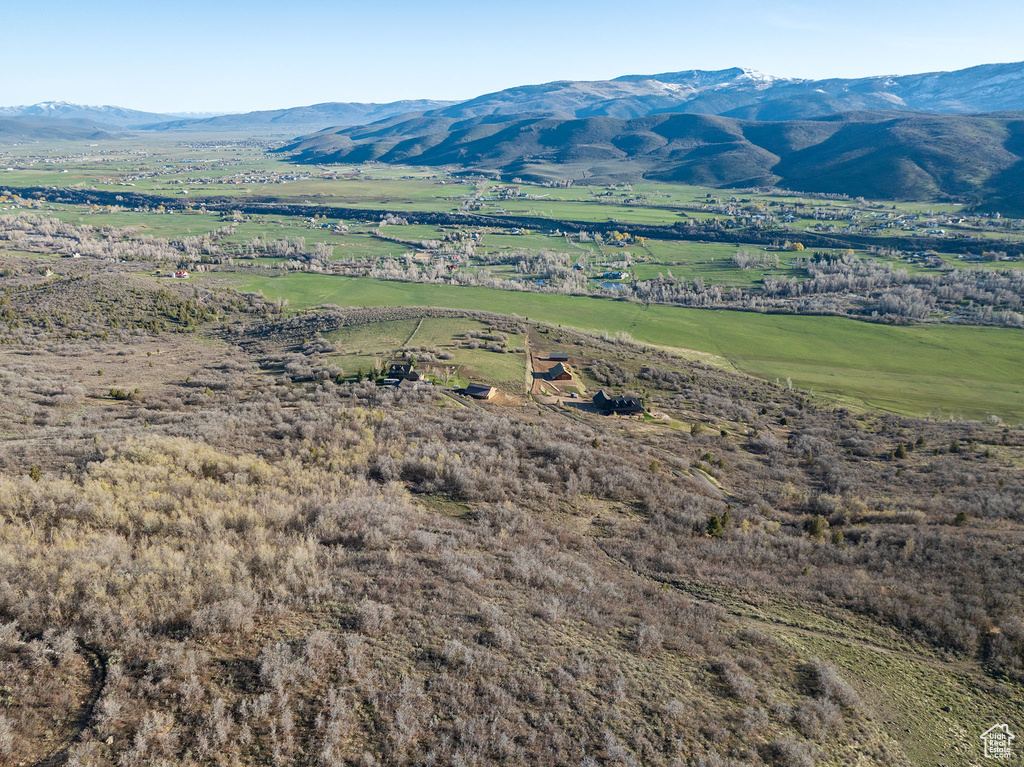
[5,0,1024,113]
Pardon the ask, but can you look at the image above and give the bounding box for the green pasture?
[643,241,752,263]
[326,319,421,352]
[454,346,526,391]
[379,224,447,240]
[37,206,226,239]
[331,234,412,260]
[493,198,684,225]
[0,247,60,260]
[479,233,575,253]
[205,272,1024,421]
[633,241,806,285]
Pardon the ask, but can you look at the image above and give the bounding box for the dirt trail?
[402,317,425,347]
[530,398,973,675]
[31,640,108,767]
[523,333,535,394]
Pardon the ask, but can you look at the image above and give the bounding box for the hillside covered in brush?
[0,258,1022,764]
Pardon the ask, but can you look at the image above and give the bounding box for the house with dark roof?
[549,352,569,362]
[387,363,423,382]
[593,389,643,415]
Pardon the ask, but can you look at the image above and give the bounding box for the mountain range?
[5,61,1024,135]
[388,61,1024,123]
[279,110,1024,206]
[0,116,117,141]
[144,100,458,133]
[0,100,458,135]
[272,61,1024,210]
[5,61,1024,209]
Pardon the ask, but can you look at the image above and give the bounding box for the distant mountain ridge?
[0,101,175,127]
[0,116,119,140]
[398,61,1024,123]
[7,62,1024,214]
[143,100,459,133]
[5,60,1024,137]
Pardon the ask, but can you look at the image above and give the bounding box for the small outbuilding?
[549,352,570,362]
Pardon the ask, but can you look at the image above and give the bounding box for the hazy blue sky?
[5,0,1023,112]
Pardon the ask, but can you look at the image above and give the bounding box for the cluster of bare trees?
[0,213,183,261]
[760,252,1024,324]
[733,248,780,270]
[0,213,340,272]
[241,236,324,260]
[347,237,1024,326]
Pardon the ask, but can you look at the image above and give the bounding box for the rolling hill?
[279,110,1024,206]
[0,116,119,141]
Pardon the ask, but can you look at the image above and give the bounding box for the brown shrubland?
[0,276,1020,765]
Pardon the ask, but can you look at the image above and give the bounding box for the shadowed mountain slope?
[281,110,1024,207]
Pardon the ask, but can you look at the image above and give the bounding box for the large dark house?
[387,363,423,382]
[593,389,644,415]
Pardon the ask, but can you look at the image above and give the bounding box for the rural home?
[593,389,643,415]
[387,363,423,382]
